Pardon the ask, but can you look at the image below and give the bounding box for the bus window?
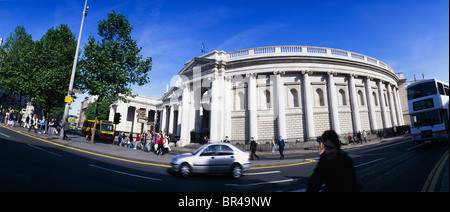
[411,110,442,128]
[101,124,113,131]
[408,81,437,100]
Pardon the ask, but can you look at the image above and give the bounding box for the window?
[235,91,246,110]
[290,89,299,108]
[264,90,271,109]
[315,88,325,106]
[358,90,365,106]
[339,89,347,106]
[372,92,378,106]
[407,81,437,100]
[127,106,136,122]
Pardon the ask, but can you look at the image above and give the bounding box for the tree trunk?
[90,103,99,144]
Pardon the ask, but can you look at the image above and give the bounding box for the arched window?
[358,90,365,106]
[264,90,271,109]
[315,88,325,106]
[239,91,246,110]
[290,89,299,108]
[372,92,378,106]
[339,89,347,106]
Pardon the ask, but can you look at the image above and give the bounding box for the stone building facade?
[110,46,405,147]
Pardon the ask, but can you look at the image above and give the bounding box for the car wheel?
[231,164,243,179]
[180,163,192,178]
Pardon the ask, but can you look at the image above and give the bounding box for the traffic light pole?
[60,0,88,139]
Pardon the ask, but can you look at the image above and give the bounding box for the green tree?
[79,10,152,144]
[32,24,77,123]
[84,99,112,121]
[0,26,35,109]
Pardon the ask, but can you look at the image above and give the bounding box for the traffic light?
[114,113,121,124]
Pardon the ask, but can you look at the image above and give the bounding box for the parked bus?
[68,115,78,130]
[82,120,115,142]
[407,79,449,144]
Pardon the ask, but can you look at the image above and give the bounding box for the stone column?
[224,75,233,139]
[176,104,182,136]
[179,83,192,146]
[302,70,315,140]
[209,68,223,142]
[168,105,175,136]
[275,71,287,138]
[365,76,377,131]
[377,80,389,128]
[161,106,167,135]
[349,74,361,133]
[327,71,341,134]
[247,73,258,140]
[387,83,398,127]
[394,87,404,125]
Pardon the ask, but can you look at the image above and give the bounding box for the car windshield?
[192,146,205,155]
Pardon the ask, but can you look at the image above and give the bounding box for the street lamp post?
[60,0,89,139]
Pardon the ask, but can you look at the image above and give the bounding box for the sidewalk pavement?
[2,124,411,168]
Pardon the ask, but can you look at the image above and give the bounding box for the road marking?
[0,125,171,168]
[1,125,313,170]
[250,159,316,170]
[28,144,63,157]
[352,139,410,155]
[88,164,163,181]
[355,157,384,168]
[407,143,424,151]
[245,171,281,176]
[0,132,10,138]
[422,149,449,192]
[225,178,298,187]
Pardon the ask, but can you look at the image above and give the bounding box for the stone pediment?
[178,57,215,76]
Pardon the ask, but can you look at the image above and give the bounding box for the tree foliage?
[0,26,35,100]
[79,10,152,143]
[33,24,77,118]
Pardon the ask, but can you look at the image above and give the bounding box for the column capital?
[327,71,337,76]
[273,70,286,75]
[246,72,257,78]
[301,70,313,75]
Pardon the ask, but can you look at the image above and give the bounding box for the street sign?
[64,96,74,103]
[136,109,146,114]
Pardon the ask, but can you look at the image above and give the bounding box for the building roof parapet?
[226,45,394,74]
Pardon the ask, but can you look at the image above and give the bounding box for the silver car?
[171,143,251,179]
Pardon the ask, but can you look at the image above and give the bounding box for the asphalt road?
[0,126,447,192]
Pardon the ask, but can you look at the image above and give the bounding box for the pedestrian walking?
[278,136,285,159]
[47,118,55,139]
[133,134,141,149]
[249,137,259,160]
[362,130,367,143]
[62,118,70,141]
[28,114,38,133]
[271,136,277,153]
[224,136,230,143]
[357,131,362,144]
[38,116,46,134]
[307,130,361,192]
[317,136,324,155]
[348,133,354,145]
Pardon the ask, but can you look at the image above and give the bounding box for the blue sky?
[1,0,448,115]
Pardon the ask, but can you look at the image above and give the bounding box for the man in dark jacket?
[307,130,361,192]
[249,137,259,160]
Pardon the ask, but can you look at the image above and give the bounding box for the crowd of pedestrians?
[1,108,70,141]
[116,130,172,156]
